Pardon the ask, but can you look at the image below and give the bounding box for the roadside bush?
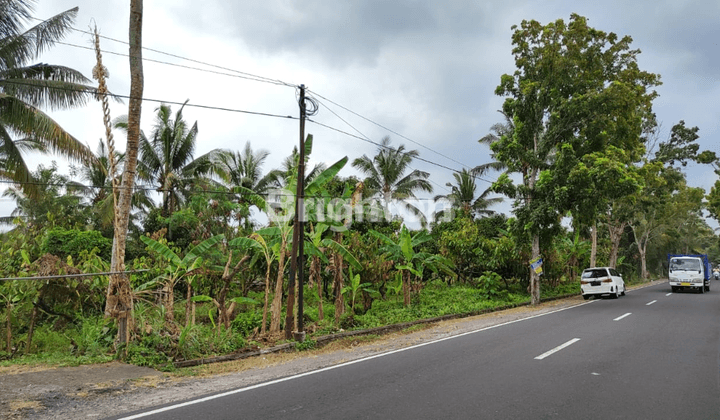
[74,316,116,357]
[41,227,111,261]
[477,271,506,300]
[231,309,263,337]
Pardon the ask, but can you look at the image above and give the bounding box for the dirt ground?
[0,281,665,419]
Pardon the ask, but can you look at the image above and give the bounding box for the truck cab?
[668,255,710,293]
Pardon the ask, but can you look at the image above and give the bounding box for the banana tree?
[254,222,292,335]
[276,135,351,335]
[371,225,455,306]
[140,234,224,330]
[341,267,377,314]
[304,222,362,322]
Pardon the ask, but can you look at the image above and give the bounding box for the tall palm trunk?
[106,0,143,346]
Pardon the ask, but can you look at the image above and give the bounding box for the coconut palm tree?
[115,100,222,217]
[473,110,513,176]
[351,136,433,225]
[214,141,282,230]
[215,141,280,195]
[433,168,502,222]
[73,140,153,232]
[1,162,88,228]
[0,2,97,196]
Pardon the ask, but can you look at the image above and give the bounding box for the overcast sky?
[3,0,719,226]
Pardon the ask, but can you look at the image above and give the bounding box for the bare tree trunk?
[261,263,271,335]
[185,281,193,327]
[25,303,39,355]
[403,271,412,307]
[106,0,143,348]
[310,255,323,321]
[270,242,287,334]
[530,233,541,305]
[608,219,627,269]
[5,304,11,353]
[217,254,250,330]
[631,227,649,280]
[163,282,175,328]
[333,233,345,325]
[590,221,597,268]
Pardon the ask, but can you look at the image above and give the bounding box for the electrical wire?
[306,94,451,194]
[0,79,298,120]
[45,19,497,189]
[308,88,476,170]
[54,40,294,87]
[29,15,296,89]
[307,118,497,185]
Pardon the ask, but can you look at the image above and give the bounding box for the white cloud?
[3,0,717,225]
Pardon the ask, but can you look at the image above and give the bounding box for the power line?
[307,118,496,185]
[308,88,475,170]
[29,15,296,89]
[0,270,149,282]
[0,178,452,202]
[0,79,499,188]
[55,40,293,87]
[1,80,298,120]
[306,93,450,194]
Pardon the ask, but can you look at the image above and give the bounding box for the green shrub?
[73,316,116,357]
[232,310,263,337]
[41,227,111,260]
[477,271,506,300]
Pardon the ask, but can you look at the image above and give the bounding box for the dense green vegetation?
[1,7,720,371]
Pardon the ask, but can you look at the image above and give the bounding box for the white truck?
[668,254,711,293]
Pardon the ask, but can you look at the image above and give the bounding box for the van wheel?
[621,286,626,296]
[582,294,590,300]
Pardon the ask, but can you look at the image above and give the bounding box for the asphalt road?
[112,282,720,420]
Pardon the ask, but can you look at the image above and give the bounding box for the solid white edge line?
[117,299,600,420]
[613,312,632,321]
[534,338,581,360]
[646,300,657,306]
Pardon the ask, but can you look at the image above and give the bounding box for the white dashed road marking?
[614,313,632,321]
[535,338,581,360]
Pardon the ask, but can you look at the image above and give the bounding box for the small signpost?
[530,257,544,276]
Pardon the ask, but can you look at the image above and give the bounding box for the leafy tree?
[0,1,97,197]
[352,136,433,226]
[490,14,660,304]
[628,120,710,279]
